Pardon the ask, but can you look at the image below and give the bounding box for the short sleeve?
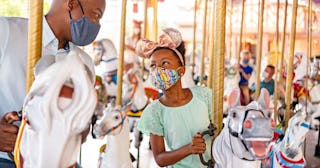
[137,101,164,136]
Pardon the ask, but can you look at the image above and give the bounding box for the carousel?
[3,0,320,167]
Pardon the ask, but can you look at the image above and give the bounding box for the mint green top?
[137,86,212,168]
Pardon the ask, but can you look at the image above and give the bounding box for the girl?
[137,28,212,168]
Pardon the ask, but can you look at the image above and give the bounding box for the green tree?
[0,0,51,17]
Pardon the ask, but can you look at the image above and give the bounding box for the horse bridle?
[228,109,266,161]
[103,110,127,135]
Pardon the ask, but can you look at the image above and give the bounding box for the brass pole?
[152,0,158,41]
[273,0,280,123]
[15,0,43,167]
[191,0,198,77]
[207,1,215,88]
[279,0,288,87]
[116,0,128,106]
[254,0,265,100]
[284,0,298,131]
[200,0,208,85]
[229,0,233,60]
[237,0,245,66]
[141,0,148,79]
[212,0,226,135]
[306,0,312,103]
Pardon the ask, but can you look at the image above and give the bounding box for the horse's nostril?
[244,120,252,129]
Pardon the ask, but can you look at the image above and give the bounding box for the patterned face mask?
[150,67,181,90]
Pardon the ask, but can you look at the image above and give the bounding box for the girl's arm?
[150,133,206,167]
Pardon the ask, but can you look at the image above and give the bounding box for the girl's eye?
[162,61,169,66]
[150,64,156,69]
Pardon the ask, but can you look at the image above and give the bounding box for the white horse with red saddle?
[18,49,97,168]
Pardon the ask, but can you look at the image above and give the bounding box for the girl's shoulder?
[190,86,212,97]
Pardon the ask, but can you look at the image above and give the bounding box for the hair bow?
[135,28,184,65]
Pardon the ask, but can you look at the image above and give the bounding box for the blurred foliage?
[0,0,51,17]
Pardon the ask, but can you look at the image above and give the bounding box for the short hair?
[153,42,186,66]
[266,65,275,70]
[240,50,250,57]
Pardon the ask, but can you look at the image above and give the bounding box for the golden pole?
[279,0,288,87]
[305,0,312,106]
[15,0,43,167]
[254,0,265,100]
[273,0,280,123]
[207,1,215,88]
[191,0,198,77]
[116,0,128,106]
[237,0,245,66]
[152,0,158,41]
[228,0,233,60]
[141,0,148,79]
[284,0,298,131]
[212,0,226,135]
[200,0,208,85]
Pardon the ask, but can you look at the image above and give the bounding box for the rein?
[104,112,126,134]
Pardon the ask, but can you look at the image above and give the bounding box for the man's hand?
[0,112,20,152]
[188,133,206,154]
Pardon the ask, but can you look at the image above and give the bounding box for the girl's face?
[149,49,181,70]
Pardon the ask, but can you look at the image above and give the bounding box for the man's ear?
[67,0,77,11]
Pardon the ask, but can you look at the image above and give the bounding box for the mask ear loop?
[69,0,85,19]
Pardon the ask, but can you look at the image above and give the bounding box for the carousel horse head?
[19,49,97,168]
[93,101,131,137]
[92,39,118,78]
[226,88,275,160]
[223,64,240,115]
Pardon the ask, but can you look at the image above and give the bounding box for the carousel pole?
[306,0,312,95]
[273,0,280,123]
[237,0,245,66]
[254,0,265,100]
[200,0,208,85]
[228,0,233,60]
[279,0,288,87]
[284,0,298,131]
[116,0,128,106]
[212,0,226,135]
[191,0,198,77]
[141,0,148,78]
[14,0,43,167]
[152,0,158,41]
[207,1,215,88]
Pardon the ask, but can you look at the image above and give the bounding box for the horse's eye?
[114,115,119,120]
[232,112,237,118]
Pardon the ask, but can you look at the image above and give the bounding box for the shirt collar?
[42,16,70,52]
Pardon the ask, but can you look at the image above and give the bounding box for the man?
[0,0,106,167]
[238,50,253,105]
[260,65,275,95]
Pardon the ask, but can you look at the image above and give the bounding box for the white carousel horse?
[92,39,119,100]
[212,88,275,168]
[19,50,97,168]
[122,68,149,167]
[93,102,134,168]
[269,101,320,168]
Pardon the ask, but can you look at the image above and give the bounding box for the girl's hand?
[189,133,206,154]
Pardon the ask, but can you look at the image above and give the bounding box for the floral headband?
[135,28,185,66]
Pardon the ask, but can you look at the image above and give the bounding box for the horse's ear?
[258,88,270,109]
[228,89,241,108]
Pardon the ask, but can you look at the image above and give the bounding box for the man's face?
[265,67,274,78]
[75,0,106,25]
